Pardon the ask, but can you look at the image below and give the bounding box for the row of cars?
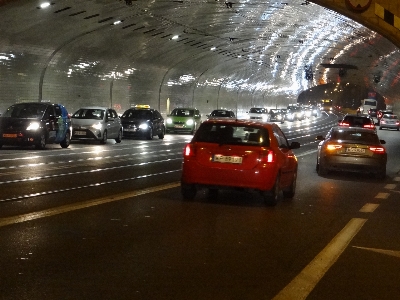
[180,111,394,206]
[0,102,208,149]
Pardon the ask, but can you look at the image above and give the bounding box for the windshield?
[171,109,194,117]
[331,130,380,144]
[194,123,270,146]
[210,110,232,117]
[122,110,152,119]
[2,103,47,118]
[72,108,105,120]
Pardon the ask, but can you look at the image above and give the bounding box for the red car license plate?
[213,154,242,164]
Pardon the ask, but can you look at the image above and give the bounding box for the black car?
[120,105,165,140]
[0,102,71,149]
[368,108,377,117]
[338,114,376,132]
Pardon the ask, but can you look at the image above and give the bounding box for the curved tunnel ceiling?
[0,0,399,115]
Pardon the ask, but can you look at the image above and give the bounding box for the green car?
[166,108,202,134]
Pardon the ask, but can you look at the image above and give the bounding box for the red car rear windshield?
[194,123,270,146]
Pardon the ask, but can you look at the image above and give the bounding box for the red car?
[181,119,300,206]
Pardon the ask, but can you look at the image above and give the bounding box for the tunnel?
[0,0,399,118]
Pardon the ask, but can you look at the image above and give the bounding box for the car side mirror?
[290,141,300,149]
[316,135,325,141]
[380,140,386,144]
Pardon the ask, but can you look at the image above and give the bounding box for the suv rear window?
[194,123,270,146]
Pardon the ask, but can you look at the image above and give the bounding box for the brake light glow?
[184,144,195,157]
[369,146,385,153]
[363,124,375,129]
[339,122,349,126]
[326,144,342,151]
[259,149,275,163]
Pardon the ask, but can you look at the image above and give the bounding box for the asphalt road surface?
[0,112,399,300]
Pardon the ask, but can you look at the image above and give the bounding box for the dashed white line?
[272,218,367,300]
[359,203,379,213]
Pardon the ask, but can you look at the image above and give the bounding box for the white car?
[247,107,270,122]
[71,106,123,144]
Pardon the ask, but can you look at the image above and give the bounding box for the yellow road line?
[0,182,181,227]
[359,203,379,213]
[272,218,367,300]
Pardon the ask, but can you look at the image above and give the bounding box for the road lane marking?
[272,218,367,300]
[0,169,181,203]
[0,182,181,228]
[375,192,390,199]
[384,184,396,190]
[359,203,379,213]
[352,246,400,258]
[295,149,318,157]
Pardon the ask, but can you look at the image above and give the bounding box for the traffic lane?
[305,180,400,299]
[273,133,400,300]
[308,195,400,300]
[0,148,397,299]
[0,156,183,218]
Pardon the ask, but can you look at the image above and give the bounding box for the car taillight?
[339,122,350,126]
[183,144,196,157]
[326,144,342,151]
[259,149,275,163]
[369,146,385,153]
[363,124,375,129]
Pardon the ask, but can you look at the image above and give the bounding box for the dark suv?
[338,114,376,132]
[120,105,165,140]
[0,102,71,149]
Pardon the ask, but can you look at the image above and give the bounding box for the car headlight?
[139,123,149,130]
[27,122,40,130]
[166,118,172,124]
[92,123,102,130]
[186,119,194,126]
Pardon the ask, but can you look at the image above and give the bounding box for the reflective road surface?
[0,112,400,300]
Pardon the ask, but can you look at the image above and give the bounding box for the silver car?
[71,106,122,144]
[316,127,387,179]
[379,114,400,131]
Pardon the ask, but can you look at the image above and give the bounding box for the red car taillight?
[259,149,275,163]
[339,122,350,126]
[183,144,196,157]
[369,146,386,153]
[363,124,375,129]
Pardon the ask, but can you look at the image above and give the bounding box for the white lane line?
[352,246,400,258]
[384,184,396,190]
[375,193,390,199]
[272,218,367,300]
[359,203,379,213]
[296,149,318,157]
[0,182,181,227]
